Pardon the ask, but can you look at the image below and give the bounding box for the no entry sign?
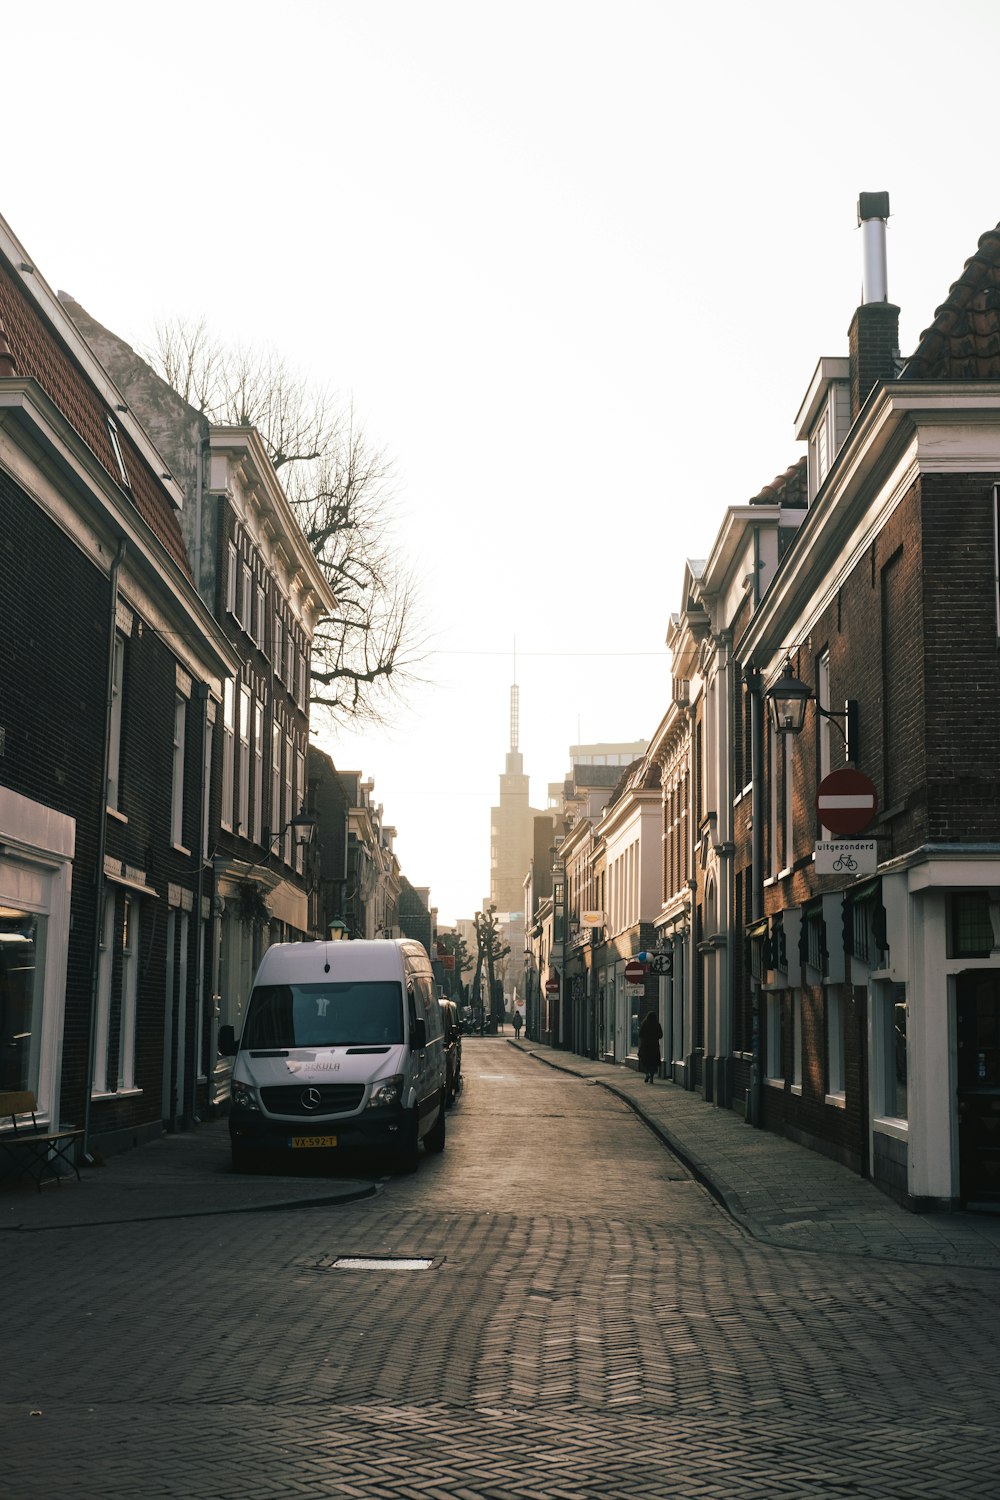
[624,960,646,985]
[816,768,878,835]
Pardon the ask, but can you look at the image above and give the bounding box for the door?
[956,971,1000,1205]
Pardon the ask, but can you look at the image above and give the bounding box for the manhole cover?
[329,1256,433,1271]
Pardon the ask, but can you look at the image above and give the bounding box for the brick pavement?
[516,1039,1000,1270]
[2,1041,999,1498]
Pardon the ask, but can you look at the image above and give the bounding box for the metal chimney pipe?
[858,191,890,304]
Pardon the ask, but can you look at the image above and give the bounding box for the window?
[106,417,130,488]
[226,542,238,616]
[271,721,282,843]
[239,560,252,635]
[283,733,294,864]
[792,991,802,1089]
[804,904,827,976]
[765,993,782,1083]
[202,707,214,860]
[826,987,845,1100]
[92,893,139,1095]
[170,695,186,847]
[107,631,126,810]
[252,578,265,648]
[949,893,995,958]
[273,613,284,684]
[295,748,306,874]
[881,984,907,1120]
[0,909,44,1094]
[253,700,265,845]
[238,686,252,836]
[221,680,235,831]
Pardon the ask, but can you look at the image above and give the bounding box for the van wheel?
[394,1113,420,1174]
[424,1097,446,1154]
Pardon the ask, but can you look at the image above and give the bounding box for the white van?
[218,938,447,1173]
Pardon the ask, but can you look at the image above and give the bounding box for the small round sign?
[545,977,560,994]
[816,768,878,835]
[624,960,646,984]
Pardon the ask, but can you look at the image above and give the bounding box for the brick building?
[58,299,336,1111]
[739,199,1000,1207]
[0,214,237,1155]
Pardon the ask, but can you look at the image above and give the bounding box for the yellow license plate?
[290,1135,337,1148]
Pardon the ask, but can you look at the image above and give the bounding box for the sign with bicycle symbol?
[814,839,877,875]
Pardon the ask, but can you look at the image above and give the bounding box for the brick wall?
[0,471,106,1122]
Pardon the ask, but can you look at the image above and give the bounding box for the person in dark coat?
[637,1009,663,1084]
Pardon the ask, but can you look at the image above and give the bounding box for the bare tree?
[147,318,426,725]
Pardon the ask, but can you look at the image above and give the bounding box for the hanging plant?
[238,880,271,927]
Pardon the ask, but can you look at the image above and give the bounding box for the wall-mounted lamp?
[765,659,860,762]
[264,805,318,855]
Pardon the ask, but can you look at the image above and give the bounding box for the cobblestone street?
[3,1038,999,1498]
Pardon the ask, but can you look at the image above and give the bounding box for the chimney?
[848,191,899,420]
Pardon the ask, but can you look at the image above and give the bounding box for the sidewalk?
[0,1117,377,1232]
[516,1039,1000,1271]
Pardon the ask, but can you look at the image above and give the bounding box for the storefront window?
[0,908,44,1093]
[884,984,907,1119]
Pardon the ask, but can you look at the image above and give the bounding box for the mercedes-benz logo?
[301,1087,323,1111]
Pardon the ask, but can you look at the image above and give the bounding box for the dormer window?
[794,357,850,501]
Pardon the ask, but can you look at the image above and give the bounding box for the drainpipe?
[83,537,126,1156]
[745,666,765,1127]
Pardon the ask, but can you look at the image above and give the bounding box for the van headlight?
[231,1080,260,1112]
[367,1075,404,1109]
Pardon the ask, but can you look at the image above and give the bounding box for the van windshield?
[243,981,404,1048]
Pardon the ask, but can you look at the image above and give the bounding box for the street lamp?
[765,658,860,762]
[263,805,318,856]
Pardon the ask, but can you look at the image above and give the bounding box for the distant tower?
[489,678,541,914]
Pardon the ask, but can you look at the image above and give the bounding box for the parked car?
[439,998,463,1106]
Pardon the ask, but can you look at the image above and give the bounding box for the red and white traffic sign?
[545,977,560,994]
[624,960,646,985]
[816,768,877,835]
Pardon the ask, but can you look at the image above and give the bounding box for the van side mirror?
[218,1024,237,1057]
[411,1017,427,1051]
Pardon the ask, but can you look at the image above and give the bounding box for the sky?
[6,0,1000,925]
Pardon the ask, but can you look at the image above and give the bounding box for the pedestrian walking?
[513,1010,523,1039]
[637,1009,663,1083]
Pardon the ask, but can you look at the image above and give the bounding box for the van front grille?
[260,1084,366,1117]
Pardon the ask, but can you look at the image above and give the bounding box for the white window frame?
[826,985,845,1103]
[270,719,282,845]
[106,416,130,488]
[873,983,908,1125]
[92,894,115,1096]
[253,699,265,845]
[238,686,252,837]
[171,695,187,848]
[295,747,306,874]
[273,613,284,685]
[202,707,214,860]
[791,989,802,1092]
[226,542,238,616]
[117,896,138,1092]
[221,680,235,832]
[107,631,125,811]
[283,733,294,865]
[765,992,782,1084]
